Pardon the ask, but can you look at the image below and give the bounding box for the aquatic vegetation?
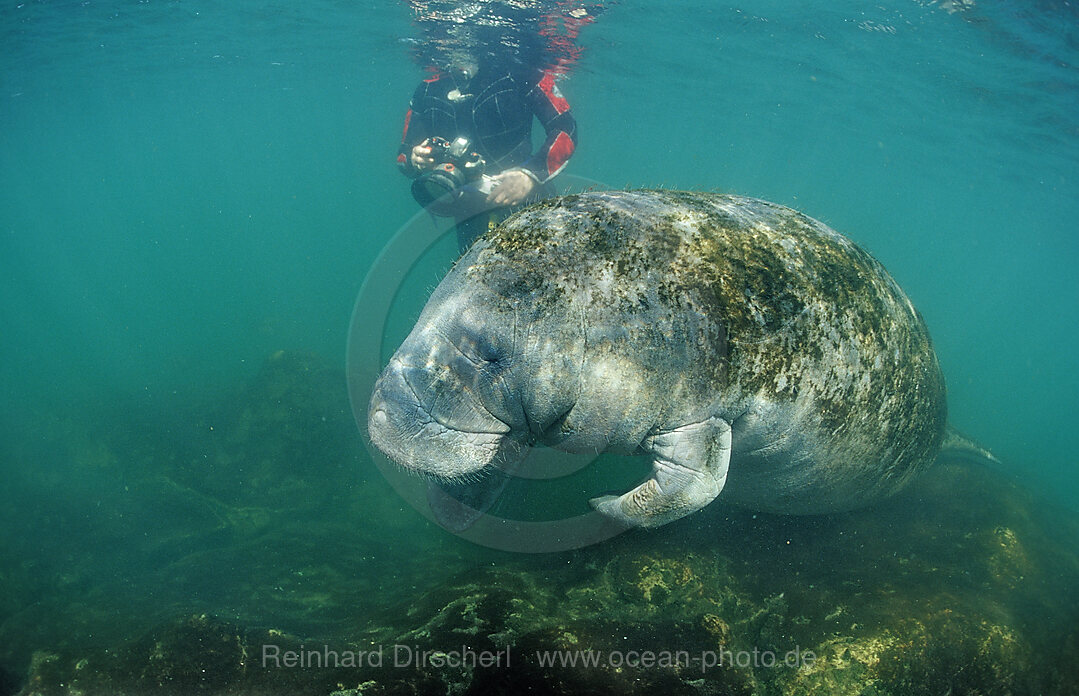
[4,352,1078,695]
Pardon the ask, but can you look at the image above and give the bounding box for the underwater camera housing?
[412,136,493,216]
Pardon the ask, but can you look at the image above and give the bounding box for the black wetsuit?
[397,65,577,248]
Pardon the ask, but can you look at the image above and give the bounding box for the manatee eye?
[453,331,506,366]
[473,333,506,365]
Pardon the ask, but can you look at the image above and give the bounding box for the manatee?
[368,190,948,528]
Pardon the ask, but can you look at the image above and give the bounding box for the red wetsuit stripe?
[547,131,575,177]
[400,109,412,143]
[538,72,570,115]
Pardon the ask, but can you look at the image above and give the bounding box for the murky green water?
[2,2,1077,694]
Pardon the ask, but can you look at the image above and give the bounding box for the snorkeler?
[396,48,578,251]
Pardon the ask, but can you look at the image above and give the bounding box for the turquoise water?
[4,0,1075,504]
[2,0,1078,692]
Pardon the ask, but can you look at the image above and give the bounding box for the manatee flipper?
[427,472,510,532]
[939,424,1000,465]
[590,416,732,528]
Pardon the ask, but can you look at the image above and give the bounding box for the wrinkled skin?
[368,190,946,528]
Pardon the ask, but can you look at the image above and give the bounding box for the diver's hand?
[410,144,436,170]
[487,169,536,206]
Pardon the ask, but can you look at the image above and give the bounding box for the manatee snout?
[367,325,524,481]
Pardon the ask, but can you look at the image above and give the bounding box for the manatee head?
[367,245,584,482]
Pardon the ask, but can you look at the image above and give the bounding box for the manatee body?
[368,190,946,527]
